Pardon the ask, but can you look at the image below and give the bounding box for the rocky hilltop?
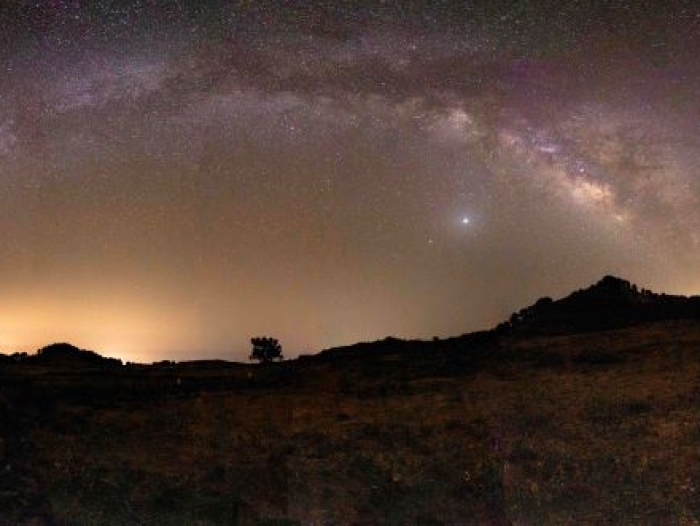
[501,275,700,334]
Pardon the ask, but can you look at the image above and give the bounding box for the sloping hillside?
[500,275,700,334]
[1,277,700,524]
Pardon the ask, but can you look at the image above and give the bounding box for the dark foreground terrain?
[1,277,700,524]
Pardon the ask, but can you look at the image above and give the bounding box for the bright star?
[461,217,471,225]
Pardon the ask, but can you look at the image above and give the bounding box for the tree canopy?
[249,337,283,363]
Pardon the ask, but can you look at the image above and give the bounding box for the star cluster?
[1,1,699,361]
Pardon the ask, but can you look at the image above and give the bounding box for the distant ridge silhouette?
[500,275,700,334]
[1,276,698,367]
[0,343,122,368]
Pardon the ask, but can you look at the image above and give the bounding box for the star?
[0,0,699,361]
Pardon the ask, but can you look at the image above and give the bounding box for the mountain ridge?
[500,275,700,335]
[2,275,699,365]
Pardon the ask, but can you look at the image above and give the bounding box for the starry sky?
[1,0,700,362]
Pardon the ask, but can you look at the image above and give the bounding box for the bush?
[249,337,284,363]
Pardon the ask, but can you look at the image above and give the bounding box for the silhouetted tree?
[249,337,283,363]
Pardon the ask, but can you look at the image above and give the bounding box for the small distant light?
[461,217,470,225]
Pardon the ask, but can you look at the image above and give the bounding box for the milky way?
[1,1,699,361]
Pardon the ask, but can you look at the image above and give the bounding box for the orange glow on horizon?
[0,291,203,363]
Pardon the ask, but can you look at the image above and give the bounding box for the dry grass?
[3,320,700,524]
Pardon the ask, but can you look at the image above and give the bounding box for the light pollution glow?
[1,1,699,361]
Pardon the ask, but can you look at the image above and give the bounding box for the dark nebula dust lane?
[1,1,699,361]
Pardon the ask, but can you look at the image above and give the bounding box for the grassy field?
[2,320,700,524]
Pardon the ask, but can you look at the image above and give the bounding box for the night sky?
[1,1,699,362]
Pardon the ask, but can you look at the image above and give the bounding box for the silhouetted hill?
[308,276,700,363]
[3,277,700,523]
[3,276,697,371]
[3,299,700,523]
[29,343,122,368]
[501,275,700,334]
